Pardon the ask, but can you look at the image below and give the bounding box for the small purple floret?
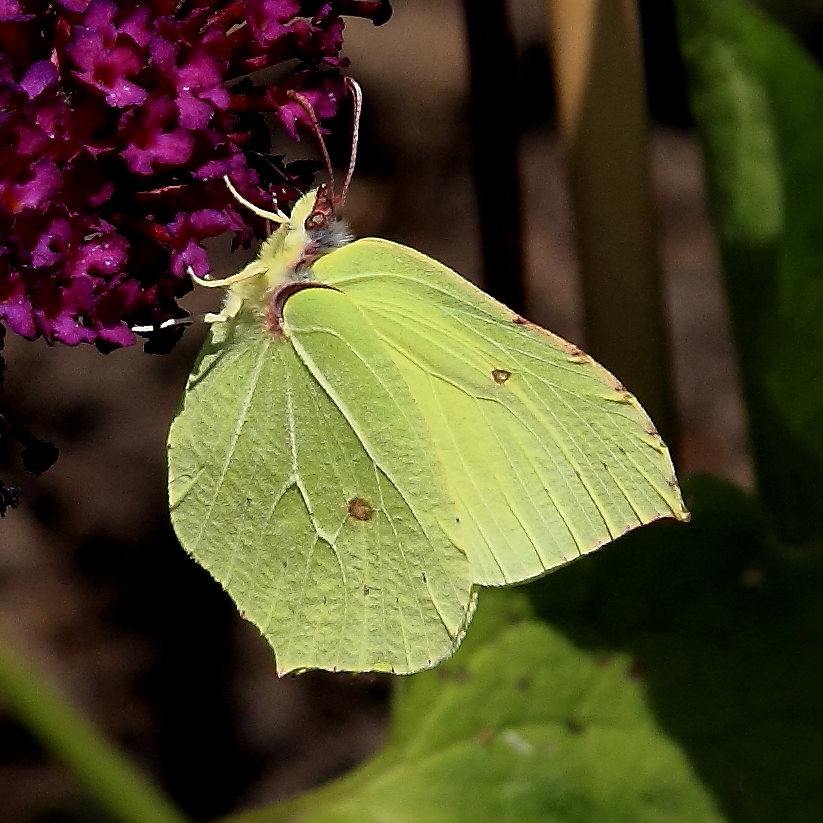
[0,0,392,350]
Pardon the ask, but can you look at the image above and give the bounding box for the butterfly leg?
[203,290,244,324]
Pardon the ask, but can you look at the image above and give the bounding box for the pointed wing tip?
[663,481,691,524]
[643,500,691,528]
[672,505,692,524]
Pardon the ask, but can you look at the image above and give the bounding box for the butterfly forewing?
[314,238,688,587]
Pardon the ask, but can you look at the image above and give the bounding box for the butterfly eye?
[305,211,329,231]
[306,211,328,231]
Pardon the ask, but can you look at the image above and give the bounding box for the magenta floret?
[0,0,391,351]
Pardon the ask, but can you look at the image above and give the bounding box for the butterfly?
[167,80,687,675]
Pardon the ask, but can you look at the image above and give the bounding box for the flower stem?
[546,0,679,447]
[0,628,190,823]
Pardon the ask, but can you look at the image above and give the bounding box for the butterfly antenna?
[339,77,363,209]
[286,90,335,194]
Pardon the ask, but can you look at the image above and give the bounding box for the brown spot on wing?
[491,368,511,384]
[348,497,374,521]
[512,313,589,361]
[554,337,586,357]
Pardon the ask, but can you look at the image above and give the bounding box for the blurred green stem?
[546,0,679,448]
[0,627,190,823]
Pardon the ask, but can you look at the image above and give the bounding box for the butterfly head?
[284,182,352,274]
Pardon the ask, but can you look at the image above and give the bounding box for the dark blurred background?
[2,0,814,819]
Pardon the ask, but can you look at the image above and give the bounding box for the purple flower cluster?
[0,0,390,351]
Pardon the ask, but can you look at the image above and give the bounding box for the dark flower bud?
[20,439,60,476]
[0,482,21,516]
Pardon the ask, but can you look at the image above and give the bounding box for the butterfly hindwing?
[168,298,474,675]
[314,238,688,587]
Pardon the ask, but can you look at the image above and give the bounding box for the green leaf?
[677,0,823,541]
[221,587,724,823]
[530,474,823,823]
